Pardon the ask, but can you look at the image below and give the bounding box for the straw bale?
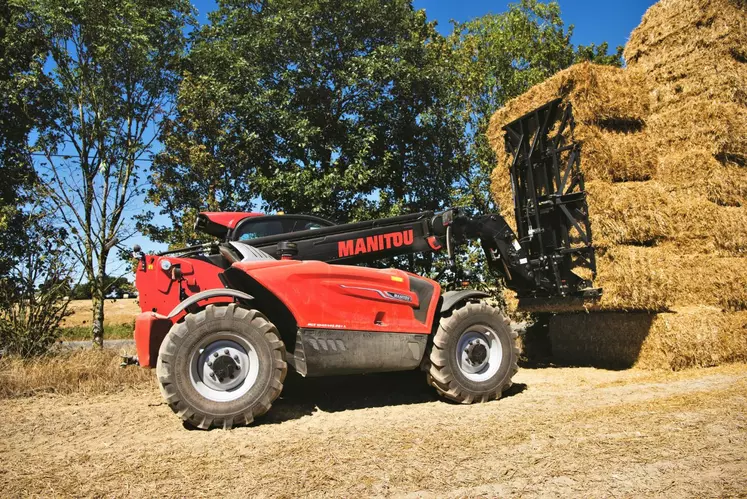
[647,100,747,164]
[491,127,655,207]
[639,54,747,112]
[486,63,648,152]
[586,180,672,248]
[549,306,747,370]
[624,0,747,67]
[585,180,747,254]
[505,244,747,314]
[656,149,747,207]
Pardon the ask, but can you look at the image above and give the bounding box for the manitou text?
[338,229,415,257]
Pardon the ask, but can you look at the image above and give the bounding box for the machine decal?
[337,229,414,257]
[339,285,414,303]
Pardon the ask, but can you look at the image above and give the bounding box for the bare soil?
[1,364,745,498]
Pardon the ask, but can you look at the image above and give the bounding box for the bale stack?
[487,0,747,370]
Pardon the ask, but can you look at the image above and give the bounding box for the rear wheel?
[156,303,287,429]
[427,301,518,403]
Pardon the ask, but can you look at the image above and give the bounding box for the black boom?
[502,98,600,298]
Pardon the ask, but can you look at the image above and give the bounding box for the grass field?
[59,299,140,340]
[0,349,745,497]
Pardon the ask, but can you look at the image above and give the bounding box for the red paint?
[200,211,264,229]
[136,255,229,315]
[233,260,440,335]
[134,312,172,368]
[134,254,442,368]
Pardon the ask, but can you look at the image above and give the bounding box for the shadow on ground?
[255,369,527,426]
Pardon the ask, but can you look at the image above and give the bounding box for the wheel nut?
[224,349,229,355]
[213,352,219,358]
[209,372,215,380]
[207,361,213,367]
[233,355,239,362]
[235,365,240,371]
[218,377,224,383]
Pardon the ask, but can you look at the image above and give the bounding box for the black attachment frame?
[503,98,599,298]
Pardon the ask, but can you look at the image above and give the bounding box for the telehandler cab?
[132,99,600,429]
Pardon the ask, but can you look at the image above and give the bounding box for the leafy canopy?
[144,0,622,249]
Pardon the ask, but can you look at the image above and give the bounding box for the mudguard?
[440,290,490,314]
[164,288,254,319]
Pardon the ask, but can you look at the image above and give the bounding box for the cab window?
[234,217,331,241]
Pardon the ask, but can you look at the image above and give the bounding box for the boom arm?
[152,99,599,300]
[246,99,599,299]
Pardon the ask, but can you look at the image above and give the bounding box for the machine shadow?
[258,369,527,426]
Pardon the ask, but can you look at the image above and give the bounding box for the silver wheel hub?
[189,335,259,402]
[456,327,503,382]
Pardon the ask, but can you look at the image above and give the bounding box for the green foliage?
[0,210,73,357]
[25,0,194,343]
[0,0,52,275]
[69,275,135,300]
[575,42,624,67]
[143,0,468,246]
[446,0,582,213]
[145,0,623,252]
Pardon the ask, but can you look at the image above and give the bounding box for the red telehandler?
[132,99,601,429]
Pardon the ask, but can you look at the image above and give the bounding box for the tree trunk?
[91,254,108,347]
[91,291,105,348]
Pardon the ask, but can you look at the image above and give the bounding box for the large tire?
[427,301,518,403]
[156,303,287,429]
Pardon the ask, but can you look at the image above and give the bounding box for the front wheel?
[427,301,518,403]
[156,303,287,429]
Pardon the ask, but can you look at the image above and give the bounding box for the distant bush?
[0,215,73,357]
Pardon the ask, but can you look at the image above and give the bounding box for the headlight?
[160,259,172,271]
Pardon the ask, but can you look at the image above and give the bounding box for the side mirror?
[171,266,183,281]
[132,245,146,271]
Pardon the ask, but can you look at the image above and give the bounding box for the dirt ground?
[1,363,746,497]
[63,299,140,327]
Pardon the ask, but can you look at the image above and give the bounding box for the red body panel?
[233,260,441,335]
[135,254,229,315]
[133,312,172,367]
[201,211,263,229]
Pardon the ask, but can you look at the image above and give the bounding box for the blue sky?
[124,0,657,267]
[192,0,656,51]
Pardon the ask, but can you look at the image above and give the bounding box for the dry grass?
[638,56,747,112]
[585,180,747,253]
[0,349,154,399]
[62,298,140,327]
[488,0,747,368]
[1,364,745,496]
[550,306,747,370]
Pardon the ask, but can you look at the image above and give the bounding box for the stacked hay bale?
[487,0,747,370]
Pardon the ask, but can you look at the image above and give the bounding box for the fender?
[440,290,490,314]
[164,288,254,319]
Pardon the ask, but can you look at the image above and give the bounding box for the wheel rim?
[455,326,503,382]
[189,333,260,402]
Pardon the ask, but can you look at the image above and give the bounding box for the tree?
[143,0,468,247]
[0,207,74,357]
[0,0,52,276]
[28,0,194,346]
[70,274,135,300]
[446,0,622,213]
